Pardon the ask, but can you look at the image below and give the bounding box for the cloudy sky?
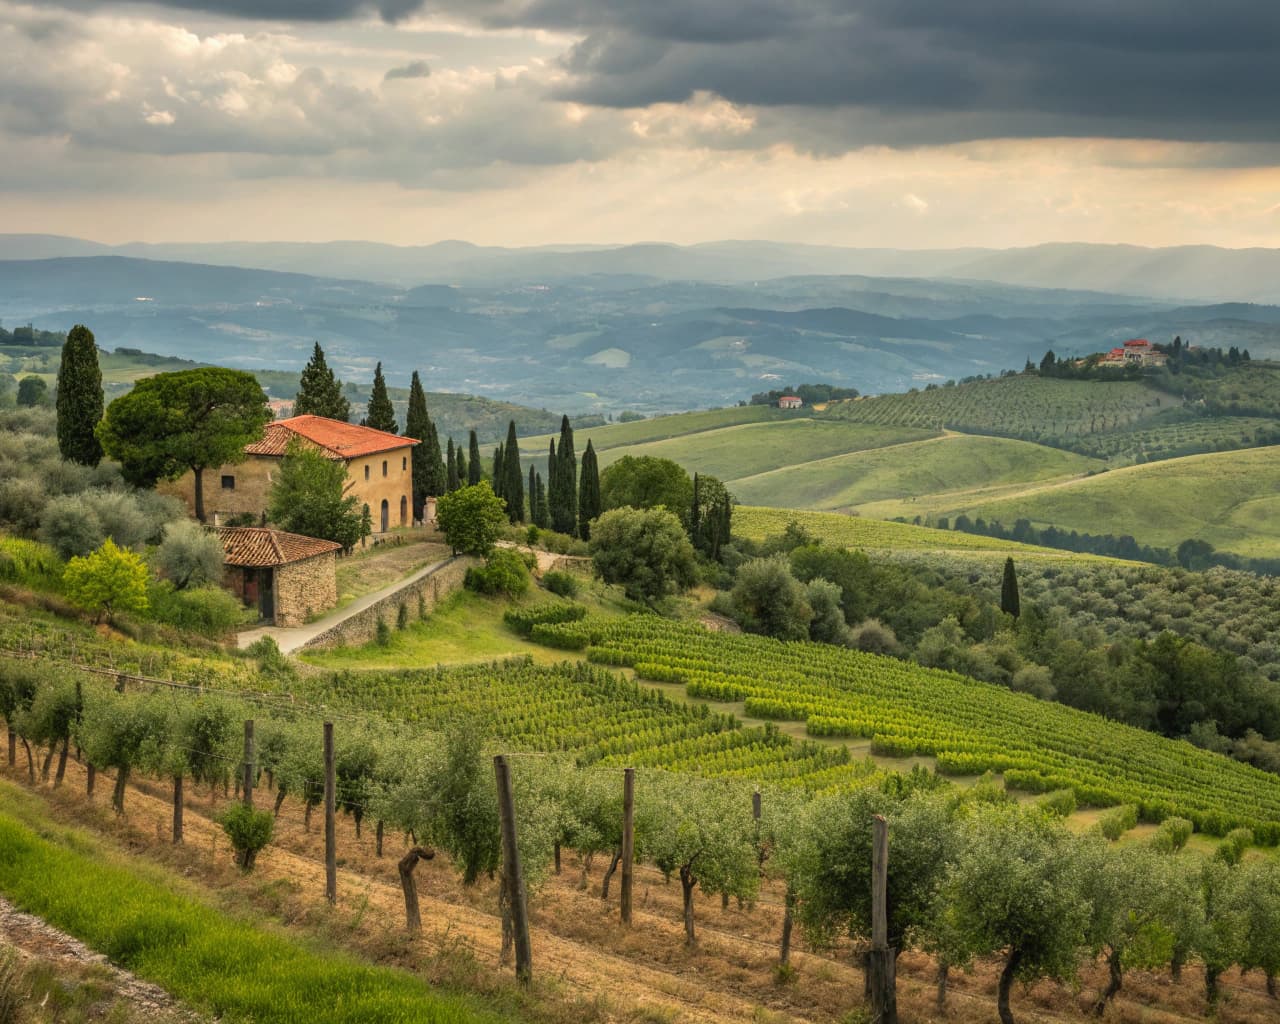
[4,0,1280,248]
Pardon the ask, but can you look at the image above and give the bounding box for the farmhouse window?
[221,475,235,490]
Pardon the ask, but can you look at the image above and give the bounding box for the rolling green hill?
[732,506,1111,560]
[580,420,937,481]
[520,403,788,452]
[730,433,1102,513]
[949,445,1280,559]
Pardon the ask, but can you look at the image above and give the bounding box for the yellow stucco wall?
[163,448,414,533]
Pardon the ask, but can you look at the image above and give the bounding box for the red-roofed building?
[778,395,803,409]
[215,526,341,625]
[1099,339,1167,368]
[165,415,419,534]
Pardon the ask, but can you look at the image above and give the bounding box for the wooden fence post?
[324,722,336,905]
[866,813,897,1024]
[242,719,255,810]
[620,767,635,925]
[493,755,532,987]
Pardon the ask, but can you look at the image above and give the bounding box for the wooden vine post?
[866,814,897,1024]
[620,767,635,925]
[242,719,255,810]
[493,754,532,987]
[324,721,336,905]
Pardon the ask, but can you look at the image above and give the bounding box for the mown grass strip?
[0,793,508,1024]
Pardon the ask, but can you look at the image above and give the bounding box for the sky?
[3,0,1280,248]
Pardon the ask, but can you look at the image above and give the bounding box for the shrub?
[849,618,900,656]
[155,520,225,590]
[436,482,507,556]
[0,538,62,590]
[1215,826,1254,865]
[1151,816,1194,853]
[62,538,149,623]
[375,618,392,647]
[730,556,812,640]
[590,506,698,606]
[147,582,244,637]
[39,494,104,559]
[542,570,579,598]
[218,803,275,870]
[397,603,409,630]
[466,548,531,596]
[525,525,540,545]
[1036,789,1077,818]
[1098,804,1139,841]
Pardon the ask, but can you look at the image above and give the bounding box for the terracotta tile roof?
[244,414,417,460]
[215,527,341,567]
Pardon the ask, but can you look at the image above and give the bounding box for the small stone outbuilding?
[216,527,341,627]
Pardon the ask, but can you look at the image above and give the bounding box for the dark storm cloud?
[47,0,1280,145]
[384,59,430,80]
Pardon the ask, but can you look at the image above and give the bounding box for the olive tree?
[729,556,812,640]
[588,506,697,607]
[941,804,1091,1024]
[76,688,165,815]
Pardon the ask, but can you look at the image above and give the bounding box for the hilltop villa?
[778,395,803,409]
[165,414,418,533]
[1099,338,1168,368]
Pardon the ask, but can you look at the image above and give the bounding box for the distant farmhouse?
[166,414,417,533]
[777,395,803,409]
[1099,338,1168,368]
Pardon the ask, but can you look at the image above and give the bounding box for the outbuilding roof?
[245,414,417,460]
[215,527,341,567]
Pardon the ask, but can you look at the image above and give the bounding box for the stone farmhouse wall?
[275,552,339,628]
[300,554,476,651]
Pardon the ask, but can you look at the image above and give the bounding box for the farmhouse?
[778,395,803,409]
[216,526,340,626]
[166,415,418,533]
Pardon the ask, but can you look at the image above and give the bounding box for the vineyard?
[824,376,1172,442]
[1067,413,1280,462]
[527,615,1280,837]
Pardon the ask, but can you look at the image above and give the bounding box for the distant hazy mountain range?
[8,235,1280,303]
[4,236,1280,413]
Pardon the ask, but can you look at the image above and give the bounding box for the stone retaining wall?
[300,555,476,651]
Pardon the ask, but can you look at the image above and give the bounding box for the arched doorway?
[380,499,389,533]
[400,495,407,526]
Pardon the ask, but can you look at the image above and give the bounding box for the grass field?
[730,433,1102,513]
[519,403,789,452]
[952,445,1280,558]
[579,419,938,481]
[731,505,1106,559]
[0,783,502,1024]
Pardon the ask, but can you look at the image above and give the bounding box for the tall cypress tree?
[468,430,482,486]
[551,415,577,535]
[492,444,506,501]
[293,342,350,421]
[55,324,104,466]
[503,421,524,522]
[533,471,549,528]
[456,445,468,489]
[446,437,459,492]
[528,466,538,524]
[1001,557,1021,618]
[690,473,702,546]
[425,420,446,496]
[578,438,601,541]
[404,371,444,513]
[365,362,398,433]
[547,439,558,508]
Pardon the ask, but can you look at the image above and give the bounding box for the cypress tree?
[456,445,468,489]
[547,439,558,507]
[365,362,398,433]
[551,415,577,535]
[425,420,446,496]
[492,444,505,501]
[578,439,601,541]
[55,324,104,466]
[534,472,549,529]
[528,466,538,524]
[405,371,445,513]
[446,437,459,492]
[1001,557,1021,618]
[503,420,524,522]
[690,473,702,548]
[468,430,482,486]
[293,342,350,421]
